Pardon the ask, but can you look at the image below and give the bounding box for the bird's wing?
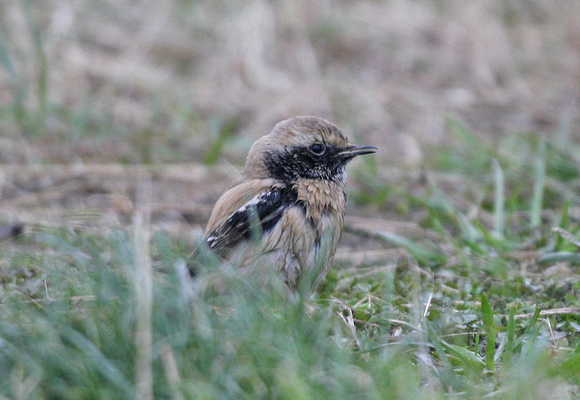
[205,179,297,251]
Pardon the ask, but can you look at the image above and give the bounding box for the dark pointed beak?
[339,144,377,158]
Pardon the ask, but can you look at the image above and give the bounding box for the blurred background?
[0,0,579,232]
[1,0,578,164]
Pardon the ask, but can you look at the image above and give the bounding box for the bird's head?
[244,116,376,182]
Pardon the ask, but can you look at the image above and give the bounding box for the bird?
[199,116,376,292]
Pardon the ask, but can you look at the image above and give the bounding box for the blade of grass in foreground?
[63,328,135,400]
[481,293,496,372]
[133,210,153,400]
[503,307,515,371]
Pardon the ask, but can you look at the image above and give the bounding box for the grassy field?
[1,1,580,399]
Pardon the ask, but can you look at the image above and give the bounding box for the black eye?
[309,143,325,155]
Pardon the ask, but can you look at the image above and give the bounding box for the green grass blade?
[503,307,515,371]
[492,158,505,236]
[537,251,580,265]
[441,341,486,373]
[550,346,580,383]
[64,328,136,399]
[22,0,49,128]
[481,293,496,372]
[555,202,571,250]
[204,116,239,165]
[530,138,546,227]
[426,322,460,390]
[552,226,580,249]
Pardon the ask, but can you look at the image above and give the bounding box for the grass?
[0,114,579,399]
[2,113,580,398]
[1,1,580,398]
[1,125,579,398]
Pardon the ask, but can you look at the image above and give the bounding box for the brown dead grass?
[1,1,578,163]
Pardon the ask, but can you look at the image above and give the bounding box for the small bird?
[202,116,376,291]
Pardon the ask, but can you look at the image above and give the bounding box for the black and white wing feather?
[206,185,297,251]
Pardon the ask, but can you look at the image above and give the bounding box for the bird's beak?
[339,144,377,158]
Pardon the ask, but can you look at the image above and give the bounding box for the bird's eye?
[309,143,325,155]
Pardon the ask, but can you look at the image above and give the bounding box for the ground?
[0,1,579,399]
